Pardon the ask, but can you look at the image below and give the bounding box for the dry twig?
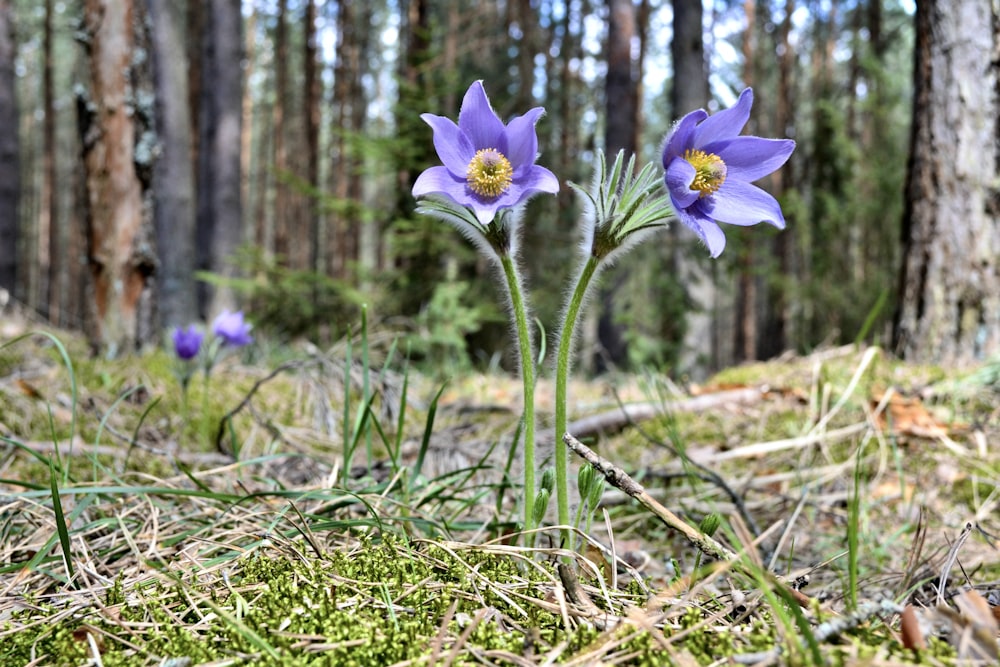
[562,432,812,608]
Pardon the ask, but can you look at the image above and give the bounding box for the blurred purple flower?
[172,325,204,360]
[662,88,795,258]
[412,80,559,225]
[212,310,254,347]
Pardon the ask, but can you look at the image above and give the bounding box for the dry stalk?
[562,432,813,608]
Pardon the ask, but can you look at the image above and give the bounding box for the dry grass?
[1,314,999,665]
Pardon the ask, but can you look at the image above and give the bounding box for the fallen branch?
[712,422,868,461]
[541,386,765,444]
[215,358,316,453]
[562,431,812,608]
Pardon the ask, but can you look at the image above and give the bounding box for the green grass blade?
[391,347,411,471]
[854,287,889,346]
[2,435,63,473]
[360,304,372,471]
[3,332,80,480]
[411,381,448,491]
[341,327,353,486]
[48,465,76,585]
[847,445,864,611]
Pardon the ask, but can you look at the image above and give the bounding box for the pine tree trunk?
[893,0,1000,364]
[41,0,61,324]
[186,0,203,180]
[761,0,796,359]
[668,0,714,376]
[196,0,243,317]
[80,0,155,356]
[329,0,354,280]
[303,0,320,273]
[734,0,757,363]
[596,0,641,371]
[0,0,18,296]
[272,0,289,264]
[147,0,197,331]
[346,4,371,282]
[241,8,256,259]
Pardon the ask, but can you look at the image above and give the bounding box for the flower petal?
[422,113,475,176]
[711,136,795,182]
[693,87,753,148]
[519,164,560,195]
[413,165,465,199]
[677,207,728,258]
[458,81,505,150]
[505,107,544,174]
[664,158,700,208]
[468,197,502,225]
[700,220,728,257]
[662,109,708,165]
[710,180,787,228]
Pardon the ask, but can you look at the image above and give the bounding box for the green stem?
[180,376,191,438]
[200,371,211,448]
[499,252,536,536]
[554,254,600,539]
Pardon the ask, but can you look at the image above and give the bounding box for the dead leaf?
[584,542,614,582]
[871,478,915,503]
[954,589,999,633]
[936,589,1000,662]
[872,389,953,439]
[900,604,926,651]
[14,378,44,399]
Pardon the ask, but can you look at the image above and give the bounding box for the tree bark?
[670,0,708,117]
[40,0,61,323]
[760,0,797,359]
[346,4,372,282]
[733,0,757,364]
[668,0,714,377]
[186,0,203,177]
[146,0,197,331]
[196,0,243,317]
[241,7,257,259]
[303,0,320,273]
[272,0,289,264]
[596,0,641,371]
[329,1,370,282]
[0,0,18,296]
[80,0,156,356]
[893,0,1000,365]
[329,0,355,280]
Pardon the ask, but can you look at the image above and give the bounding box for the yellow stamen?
[466,148,513,198]
[684,149,727,196]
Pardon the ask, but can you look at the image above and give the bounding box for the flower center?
[684,149,727,197]
[466,148,514,198]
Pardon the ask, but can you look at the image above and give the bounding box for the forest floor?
[1,310,999,666]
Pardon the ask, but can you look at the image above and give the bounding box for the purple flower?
[412,80,560,225]
[662,88,795,258]
[211,310,254,347]
[172,325,204,360]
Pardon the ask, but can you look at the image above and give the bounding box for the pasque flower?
[211,310,253,347]
[172,325,204,360]
[413,80,559,224]
[662,88,795,257]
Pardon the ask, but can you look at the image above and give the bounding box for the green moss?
[4,329,990,667]
[2,532,856,666]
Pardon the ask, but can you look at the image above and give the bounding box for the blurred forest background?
[0,0,997,377]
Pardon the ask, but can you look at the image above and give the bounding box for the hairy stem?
[554,254,600,539]
[499,251,537,536]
